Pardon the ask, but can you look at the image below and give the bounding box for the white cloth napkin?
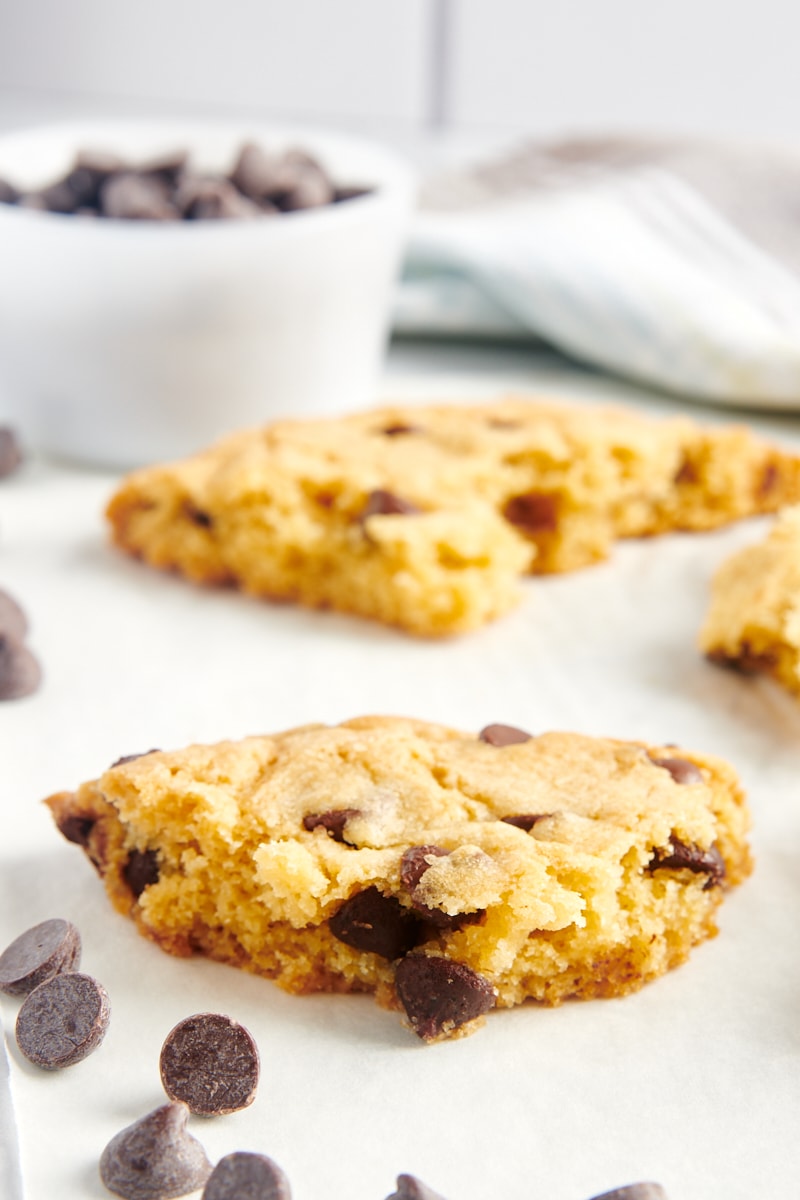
[396,137,800,408]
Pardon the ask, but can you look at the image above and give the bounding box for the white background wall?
[1,0,799,149]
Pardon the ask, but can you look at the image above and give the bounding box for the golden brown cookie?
[46,716,751,1042]
[105,397,800,636]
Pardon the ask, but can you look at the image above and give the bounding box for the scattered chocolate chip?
[648,839,725,888]
[111,750,161,767]
[57,813,97,848]
[160,1012,260,1116]
[502,491,559,534]
[360,489,421,520]
[279,164,334,212]
[0,918,81,996]
[500,814,548,831]
[329,887,420,959]
[100,1102,212,1200]
[16,971,110,1068]
[123,849,160,898]
[0,588,27,641]
[380,423,421,437]
[202,1152,291,1200]
[478,723,532,746]
[649,755,703,785]
[303,809,361,843]
[587,1186,668,1200]
[386,1175,448,1200]
[0,635,42,700]
[229,142,282,199]
[0,427,22,477]
[177,177,261,221]
[395,955,496,1041]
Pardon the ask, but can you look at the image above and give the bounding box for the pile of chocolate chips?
[0,141,371,221]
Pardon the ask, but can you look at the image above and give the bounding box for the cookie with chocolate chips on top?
[45,715,751,1041]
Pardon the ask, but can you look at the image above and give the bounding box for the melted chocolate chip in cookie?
[303,808,361,843]
[399,846,485,931]
[479,723,533,746]
[123,849,160,897]
[502,491,559,534]
[649,755,703,785]
[648,839,725,889]
[329,887,420,959]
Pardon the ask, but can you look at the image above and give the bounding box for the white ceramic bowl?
[0,120,414,468]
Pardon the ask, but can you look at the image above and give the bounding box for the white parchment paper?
[1,375,799,1200]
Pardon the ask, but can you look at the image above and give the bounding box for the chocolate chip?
[674,457,698,485]
[333,185,372,204]
[648,839,725,888]
[183,502,214,528]
[202,1152,291,1200]
[360,489,421,520]
[0,427,22,477]
[757,460,779,499]
[0,635,42,700]
[395,955,496,1041]
[502,491,559,533]
[99,172,176,220]
[229,142,282,199]
[57,813,97,848]
[16,971,110,1068]
[385,1175,448,1200]
[398,846,482,930]
[478,723,532,746]
[111,750,161,767]
[329,887,420,959]
[100,1102,212,1200]
[0,918,81,996]
[178,177,261,221]
[649,755,703,785]
[501,814,548,831]
[587,1186,668,1200]
[160,1012,260,1116]
[0,588,27,641]
[380,423,421,437]
[0,177,19,204]
[302,809,360,843]
[278,165,334,212]
[123,849,160,897]
[400,845,448,892]
[707,641,776,674]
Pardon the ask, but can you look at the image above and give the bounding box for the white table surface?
[2,341,800,1200]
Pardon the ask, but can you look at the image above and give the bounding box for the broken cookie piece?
[701,504,800,699]
[45,716,751,1042]
[105,396,800,636]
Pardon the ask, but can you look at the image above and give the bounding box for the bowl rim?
[0,116,416,238]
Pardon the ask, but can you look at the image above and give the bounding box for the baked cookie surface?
[105,397,800,636]
[701,505,800,697]
[46,716,751,1041]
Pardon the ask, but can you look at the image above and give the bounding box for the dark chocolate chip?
[0,427,22,477]
[37,178,82,214]
[673,457,698,485]
[0,177,20,204]
[400,845,449,893]
[278,165,334,212]
[394,955,496,1041]
[0,918,81,996]
[385,1175,448,1200]
[178,177,261,221]
[100,1102,212,1200]
[648,839,725,889]
[649,755,703,785]
[478,723,532,746]
[0,588,28,641]
[757,460,779,499]
[333,185,372,203]
[111,750,161,767]
[123,849,160,898]
[360,489,421,520]
[398,846,483,930]
[229,142,283,200]
[0,635,42,700]
[587,1186,668,1200]
[182,501,214,528]
[160,1012,260,1116]
[99,172,176,220]
[501,814,548,831]
[329,887,420,959]
[502,491,559,533]
[16,971,110,1068]
[57,813,97,848]
[302,809,361,843]
[202,1152,291,1200]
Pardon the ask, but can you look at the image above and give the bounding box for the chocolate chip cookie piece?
[701,504,800,700]
[44,715,751,1042]
[105,396,800,636]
